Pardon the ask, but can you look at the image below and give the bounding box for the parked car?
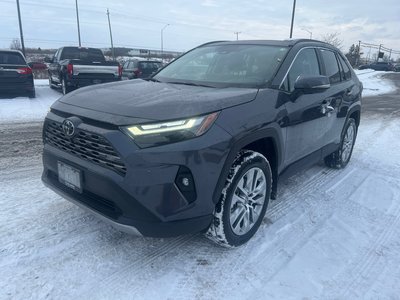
[28,61,47,70]
[121,59,162,79]
[42,39,362,247]
[0,49,35,98]
[394,64,400,72]
[359,61,394,71]
[47,46,122,95]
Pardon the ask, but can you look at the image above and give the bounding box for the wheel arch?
[212,127,283,204]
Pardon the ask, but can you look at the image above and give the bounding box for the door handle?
[320,99,335,115]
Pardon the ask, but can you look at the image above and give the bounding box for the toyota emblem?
[62,119,75,137]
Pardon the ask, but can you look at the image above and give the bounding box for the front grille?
[45,121,127,176]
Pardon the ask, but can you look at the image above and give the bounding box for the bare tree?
[320,32,343,50]
[10,38,21,50]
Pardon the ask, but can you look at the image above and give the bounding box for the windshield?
[154,44,288,88]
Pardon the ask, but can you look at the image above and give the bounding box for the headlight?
[122,112,219,148]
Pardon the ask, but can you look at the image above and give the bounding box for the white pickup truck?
[47,47,122,95]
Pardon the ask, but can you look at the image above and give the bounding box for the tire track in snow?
[323,177,400,299]
[87,234,198,299]
[170,166,355,299]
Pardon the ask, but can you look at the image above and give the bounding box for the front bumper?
[41,112,232,237]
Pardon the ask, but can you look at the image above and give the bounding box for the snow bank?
[354,70,397,97]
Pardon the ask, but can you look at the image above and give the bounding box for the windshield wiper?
[147,78,162,83]
[165,81,215,88]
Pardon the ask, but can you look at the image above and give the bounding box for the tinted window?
[154,44,289,88]
[60,47,105,62]
[0,52,26,65]
[138,61,162,71]
[338,55,351,80]
[321,49,340,84]
[284,48,320,92]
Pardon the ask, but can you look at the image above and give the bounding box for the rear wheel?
[61,78,72,95]
[325,118,357,169]
[206,150,272,248]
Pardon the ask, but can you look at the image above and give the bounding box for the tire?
[49,76,55,89]
[206,150,272,248]
[61,78,72,95]
[324,118,357,169]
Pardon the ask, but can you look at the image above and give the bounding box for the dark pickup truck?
[47,47,122,94]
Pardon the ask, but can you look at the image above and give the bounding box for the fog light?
[175,166,197,203]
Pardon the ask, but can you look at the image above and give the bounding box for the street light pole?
[161,24,170,62]
[16,0,25,55]
[75,0,81,46]
[289,0,296,38]
[301,28,312,39]
[234,31,241,40]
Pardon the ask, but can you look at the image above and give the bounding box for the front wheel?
[325,118,357,169]
[206,150,272,248]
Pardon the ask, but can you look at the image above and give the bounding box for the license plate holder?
[58,161,82,193]
[93,79,102,84]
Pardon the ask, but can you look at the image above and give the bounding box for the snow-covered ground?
[354,69,397,97]
[0,79,60,123]
[1,72,400,299]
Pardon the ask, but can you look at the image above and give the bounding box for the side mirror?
[294,75,330,93]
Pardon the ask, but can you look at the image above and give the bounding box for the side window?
[338,55,351,80]
[320,49,341,84]
[284,48,320,92]
[53,50,59,62]
[123,61,129,69]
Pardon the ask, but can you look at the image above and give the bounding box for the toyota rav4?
[42,39,362,247]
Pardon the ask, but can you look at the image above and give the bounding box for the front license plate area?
[58,161,82,193]
[93,79,102,84]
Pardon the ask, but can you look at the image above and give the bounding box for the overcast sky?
[1,0,399,57]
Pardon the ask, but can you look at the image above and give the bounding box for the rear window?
[0,52,26,65]
[138,61,162,71]
[60,48,105,62]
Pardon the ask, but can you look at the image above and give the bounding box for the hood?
[55,79,258,125]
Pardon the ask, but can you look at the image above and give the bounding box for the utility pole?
[234,32,241,40]
[356,40,361,67]
[16,0,25,55]
[388,49,392,61]
[75,0,81,46]
[377,44,382,62]
[161,24,170,62]
[106,9,115,61]
[289,0,296,38]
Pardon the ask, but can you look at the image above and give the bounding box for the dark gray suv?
[42,39,362,247]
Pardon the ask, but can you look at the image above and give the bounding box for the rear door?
[317,48,353,149]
